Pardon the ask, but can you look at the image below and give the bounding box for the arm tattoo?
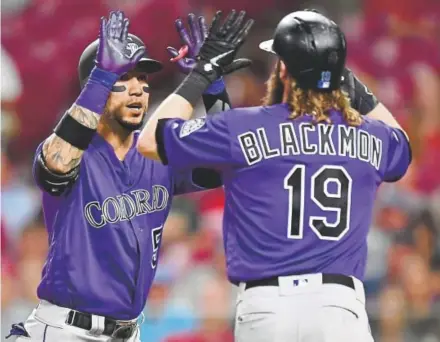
[69,104,100,128]
[42,104,100,174]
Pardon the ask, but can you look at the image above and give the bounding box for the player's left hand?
[166,13,208,74]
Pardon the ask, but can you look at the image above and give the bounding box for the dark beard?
[115,115,145,131]
[104,104,147,132]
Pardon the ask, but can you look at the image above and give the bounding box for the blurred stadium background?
[1,0,439,341]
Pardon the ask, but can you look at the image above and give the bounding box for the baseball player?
[137,9,412,342]
[7,11,231,342]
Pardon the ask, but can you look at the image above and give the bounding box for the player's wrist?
[194,59,222,82]
[76,67,118,115]
[174,67,215,107]
[88,67,120,88]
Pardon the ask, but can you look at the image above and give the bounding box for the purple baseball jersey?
[32,132,210,320]
[158,103,411,283]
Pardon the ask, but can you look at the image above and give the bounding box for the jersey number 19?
[284,165,352,241]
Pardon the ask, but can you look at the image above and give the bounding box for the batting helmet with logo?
[78,33,163,88]
[259,10,346,92]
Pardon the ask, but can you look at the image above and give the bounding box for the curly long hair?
[262,61,362,126]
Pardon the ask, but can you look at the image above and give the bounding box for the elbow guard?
[34,152,79,196]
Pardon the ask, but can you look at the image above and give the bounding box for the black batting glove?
[341,68,379,115]
[194,10,254,82]
[175,10,255,107]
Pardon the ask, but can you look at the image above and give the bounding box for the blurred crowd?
[1,0,439,341]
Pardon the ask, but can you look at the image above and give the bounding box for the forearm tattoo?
[42,105,100,174]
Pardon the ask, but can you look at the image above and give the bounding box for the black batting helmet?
[78,33,163,88]
[259,10,346,92]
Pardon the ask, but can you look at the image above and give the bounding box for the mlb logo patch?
[179,118,206,138]
[125,43,141,58]
[293,278,309,287]
[317,71,331,89]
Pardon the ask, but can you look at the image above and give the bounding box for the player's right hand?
[196,10,254,80]
[96,11,145,75]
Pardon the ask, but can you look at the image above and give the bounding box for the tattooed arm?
[42,105,100,174]
[32,104,100,196]
[32,11,147,196]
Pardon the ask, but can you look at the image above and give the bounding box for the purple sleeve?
[156,112,235,170]
[383,127,412,182]
[32,142,44,185]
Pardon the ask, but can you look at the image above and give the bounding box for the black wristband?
[174,64,219,108]
[54,112,97,150]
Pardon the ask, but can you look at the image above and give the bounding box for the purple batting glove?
[166,13,208,74]
[97,11,145,76]
[167,13,225,95]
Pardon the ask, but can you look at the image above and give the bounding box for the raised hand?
[96,11,146,75]
[198,10,254,77]
[166,13,208,74]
